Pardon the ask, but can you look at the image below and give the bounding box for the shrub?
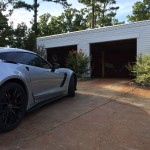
[128,54,150,86]
[66,49,91,78]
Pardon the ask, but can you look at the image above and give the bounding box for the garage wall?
[137,25,150,54]
[37,20,150,56]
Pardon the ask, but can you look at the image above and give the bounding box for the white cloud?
[7,9,33,27]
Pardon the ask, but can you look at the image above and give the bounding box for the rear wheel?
[68,75,76,97]
[0,82,27,132]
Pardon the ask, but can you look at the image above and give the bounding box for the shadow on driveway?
[0,79,150,150]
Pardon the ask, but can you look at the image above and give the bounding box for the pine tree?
[78,0,119,28]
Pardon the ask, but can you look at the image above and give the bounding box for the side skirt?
[27,95,65,113]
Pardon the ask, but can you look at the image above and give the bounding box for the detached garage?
[37,20,150,78]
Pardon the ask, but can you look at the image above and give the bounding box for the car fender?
[0,62,35,109]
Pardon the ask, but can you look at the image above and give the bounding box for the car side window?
[21,53,50,69]
[26,54,50,69]
[0,52,51,69]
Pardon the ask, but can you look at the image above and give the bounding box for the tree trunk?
[34,0,38,49]
[92,2,95,28]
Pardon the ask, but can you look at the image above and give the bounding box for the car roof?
[0,47,36,54]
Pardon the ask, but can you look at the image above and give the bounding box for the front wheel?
[68,75,76,97]
[0,82,27,132]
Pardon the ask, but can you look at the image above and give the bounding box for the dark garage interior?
[90,39,137,78]
[47,45,77,67]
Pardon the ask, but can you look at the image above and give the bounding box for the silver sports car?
[0,47,77,132]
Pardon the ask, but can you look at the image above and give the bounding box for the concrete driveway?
[0,79,150,150]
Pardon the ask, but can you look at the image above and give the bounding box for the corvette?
[0,47,77,132]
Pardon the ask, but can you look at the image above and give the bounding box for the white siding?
[37,20,150,56]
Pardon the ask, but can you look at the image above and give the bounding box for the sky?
[7,0,142,27]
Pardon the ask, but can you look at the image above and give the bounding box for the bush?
[66,49,91,78]
[128,54,150,86]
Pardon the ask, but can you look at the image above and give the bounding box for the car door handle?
[26,66,29,71]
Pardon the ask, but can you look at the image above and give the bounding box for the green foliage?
[4,23,35,50]
[60,8,88,32]
[23,30,35,50]
[37,13,51,36]
[0,0,14,12]
[44,0,69,8]
[13,0,68,40]
[66,49,91,78]
[13,1,34,11]
[0,12,10,46]
[37,7,88,36]
[128,54,150,86]
[127,0,150,22]
[0,0,14,47]
[78,0,120,28]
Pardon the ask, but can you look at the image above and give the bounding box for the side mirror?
[51,63,60,72]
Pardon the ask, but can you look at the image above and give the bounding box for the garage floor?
[0,79,150,150]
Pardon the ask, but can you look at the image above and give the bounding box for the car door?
[20,52,65,101]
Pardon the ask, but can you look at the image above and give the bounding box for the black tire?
[0,82,27,132]
[68,75,75,97]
